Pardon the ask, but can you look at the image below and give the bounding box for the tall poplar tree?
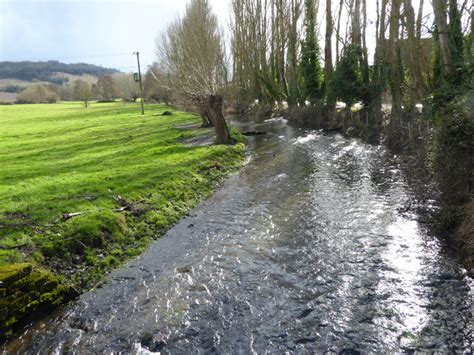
[300,0,322,104]
[448,0,464,84]
[324,0,334,104]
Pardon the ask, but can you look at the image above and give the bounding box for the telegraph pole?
[133,51,145,115]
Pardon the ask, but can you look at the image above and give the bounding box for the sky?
[0,0,434,72]
[0,0,232,71]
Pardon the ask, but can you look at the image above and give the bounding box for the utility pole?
[133,51,145,115]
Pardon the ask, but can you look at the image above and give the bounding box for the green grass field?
[0,101,244,286]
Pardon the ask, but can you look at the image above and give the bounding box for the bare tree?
[157,0,232,144]
[94,75,119,101]
[231,0,276,109]
[73,79,92,108]
[143,63,174,105]
[16,84,58,104]
[112,73,139,102]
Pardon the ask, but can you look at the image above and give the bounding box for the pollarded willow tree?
[157,0,233,144]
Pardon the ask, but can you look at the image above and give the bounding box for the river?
[3,117,472,353]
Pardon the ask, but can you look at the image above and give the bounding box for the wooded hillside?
[0,61,119,85]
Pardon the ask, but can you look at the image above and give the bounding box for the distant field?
[0,102,243,285]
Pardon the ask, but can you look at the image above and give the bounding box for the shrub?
[435,91,474,225]
[328,44,364,106]
[16,85,58,104]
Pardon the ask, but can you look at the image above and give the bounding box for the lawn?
[0,101,244,286]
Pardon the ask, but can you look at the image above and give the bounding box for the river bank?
[0,102,244,341]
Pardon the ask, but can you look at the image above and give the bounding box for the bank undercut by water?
[0,101,244,340]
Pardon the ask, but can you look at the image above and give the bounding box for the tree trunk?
[389,0,403,117]
[471,5,474,66]
[416,0,424,39]
[351,0,361,46]
[277,0,288,99]
[198,106,213,128]
[206,95,233,145]
[403,0,429,102]
[325,0,334,104]
[335,0,344,64]
[195,97,214,127]
[432,0,456,77]
[375,0,380,42]
[287,0,301,107]
[270,0,277,90]
[371,0,387,115]
[472,3,474,35]
[361,0,370,93]
[377,0,387,56]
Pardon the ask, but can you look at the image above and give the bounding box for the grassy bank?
[0,101,244,287]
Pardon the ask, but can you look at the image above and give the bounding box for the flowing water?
[3,117,473,353]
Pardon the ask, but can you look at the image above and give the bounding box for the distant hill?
[0,61,119,85]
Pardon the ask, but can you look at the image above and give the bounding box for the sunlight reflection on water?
[383,218,429,332]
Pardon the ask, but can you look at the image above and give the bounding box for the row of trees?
[15,73,159,105]
[152,0,473,267]
[230,0,472,114]
[153,0,472,144]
